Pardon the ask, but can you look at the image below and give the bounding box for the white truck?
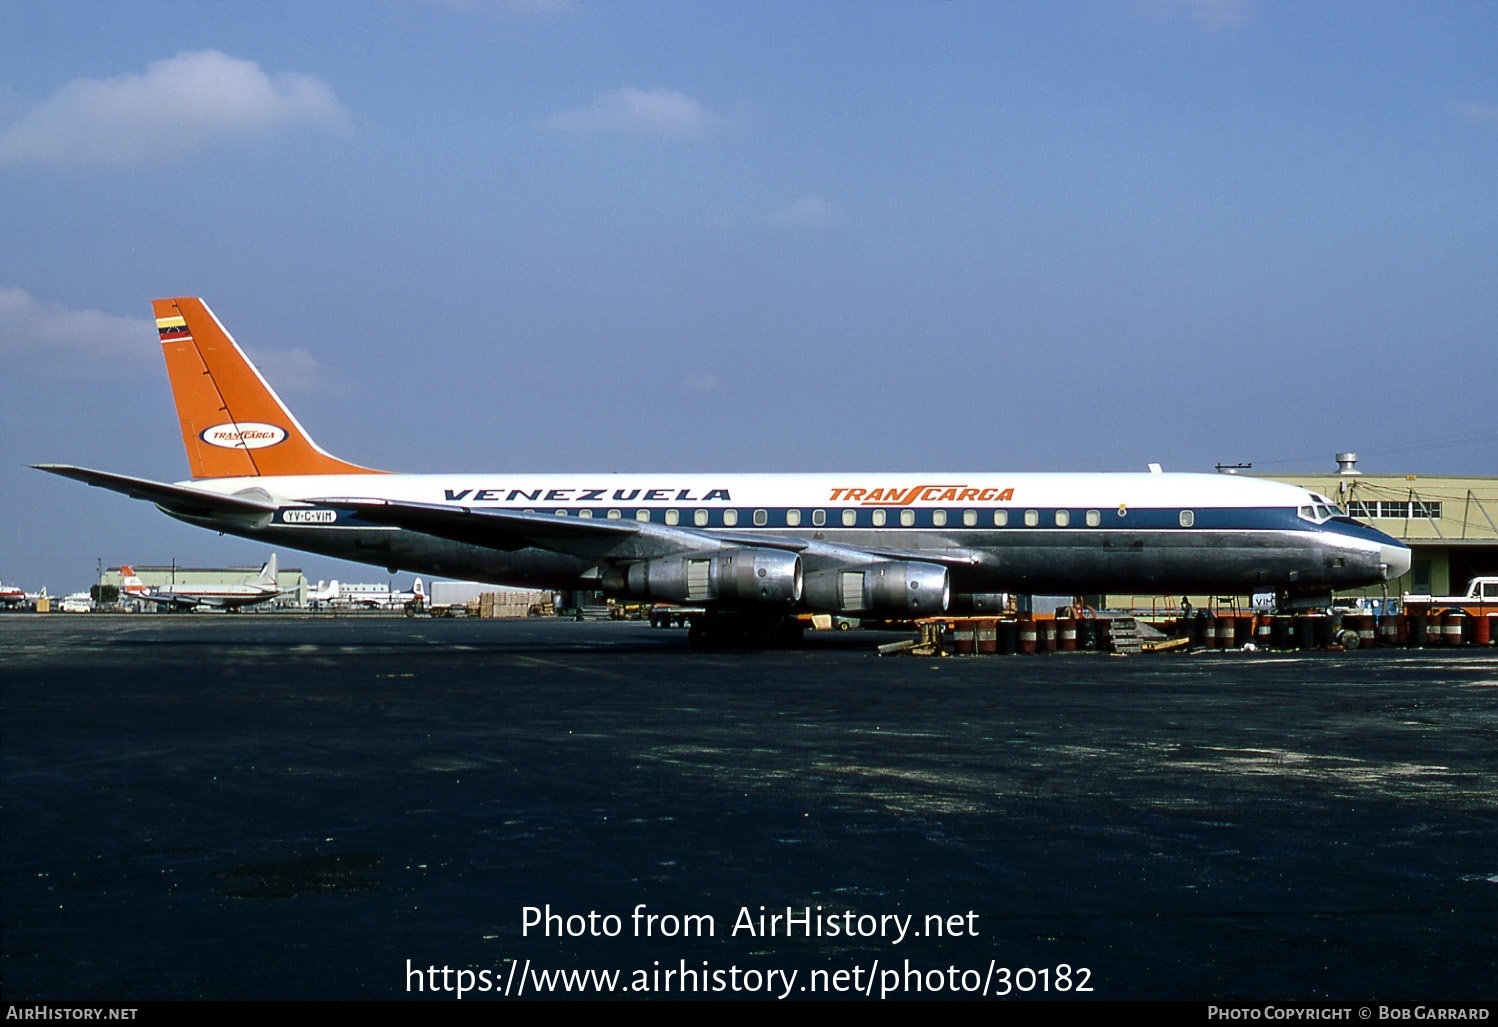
[1402,576,1498,614]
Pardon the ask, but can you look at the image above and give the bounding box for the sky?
[1,0,1494,593]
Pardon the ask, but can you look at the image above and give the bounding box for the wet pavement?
[2,616,1495,1001]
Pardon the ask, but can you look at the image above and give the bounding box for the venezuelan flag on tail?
[154,297,383,479]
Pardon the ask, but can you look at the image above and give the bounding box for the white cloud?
[0,50,351,167]
[0,288,329,391]
[549,87,725,139]
[767,196,837,230]
[0,288,155,378]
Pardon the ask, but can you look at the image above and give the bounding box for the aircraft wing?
[329,499,645,551]
[328,498,816,565]
[33,465,278,523]
[140,593,201,610]
[330,498,974,576]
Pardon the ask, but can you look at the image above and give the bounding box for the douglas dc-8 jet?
[38,297,1410,644]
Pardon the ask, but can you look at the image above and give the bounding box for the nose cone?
[1381,541,1412,581]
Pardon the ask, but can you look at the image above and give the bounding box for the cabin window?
[1055,510,1070,527]
[872,509,887,526]
[932,509,948,527]
[786,509,802,527]
[842,509,857,526]
[555,509,567,517]
[1024,509,1039,527]
[578,509,593,519]
[901,509,915,527]
[1086,509,1100,527]
[1179,510,1195,527]
[753,509,768,526]
[812,509,826,527]
[607,509,622,520]
[694,509,709,527]
[993,510,1008,527]
[636,510,650,522]
[963,510,977,526]
[665,509,680,526]
[723,509,739,527]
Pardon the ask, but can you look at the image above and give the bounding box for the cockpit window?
[1297,503,1338,524]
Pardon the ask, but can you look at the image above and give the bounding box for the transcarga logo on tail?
[199,423,288,450]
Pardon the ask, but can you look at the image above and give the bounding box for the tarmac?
[2,615,1495,1002]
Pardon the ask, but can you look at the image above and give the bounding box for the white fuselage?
[172,470,1411,603]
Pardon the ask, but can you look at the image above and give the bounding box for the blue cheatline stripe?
[293,504,1366,534]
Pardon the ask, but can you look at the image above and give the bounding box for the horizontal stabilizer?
[33,465,278,521]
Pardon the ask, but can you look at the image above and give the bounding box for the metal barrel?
[1017,615,1037,654]
[977,619,998,654]
[1077,617,1097,651]
[1427,610,1446,647]
[1057,617,1077,652]
[951,621,975,655]
[999,618,1018,654]
[1271,615,1290,650]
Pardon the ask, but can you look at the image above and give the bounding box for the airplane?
[0,581,28,607]
[120,555,285,612]
[308,577,424,610]
[394,578,425,608]
[37,296,1412,645]
[307,578,341,606]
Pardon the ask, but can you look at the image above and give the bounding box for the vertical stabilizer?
[155,298,382,478]
[120,566,149,597]
[256,554,279,589]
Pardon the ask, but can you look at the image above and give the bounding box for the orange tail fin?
[154,297,383,478]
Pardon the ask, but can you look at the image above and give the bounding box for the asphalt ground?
[2,615,1495,1002]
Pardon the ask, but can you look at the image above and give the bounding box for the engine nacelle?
[604,548,803,605]
[949,592,1009,614]
[803,561,950,617]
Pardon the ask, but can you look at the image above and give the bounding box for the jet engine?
[802,561,950,616]
[604,548,803,605]
[949,592,1009,614]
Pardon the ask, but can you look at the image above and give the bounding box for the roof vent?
[1335,452,1359,475]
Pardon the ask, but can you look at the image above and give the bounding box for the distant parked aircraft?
[123,555,285,611]
[309,577,423,610]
